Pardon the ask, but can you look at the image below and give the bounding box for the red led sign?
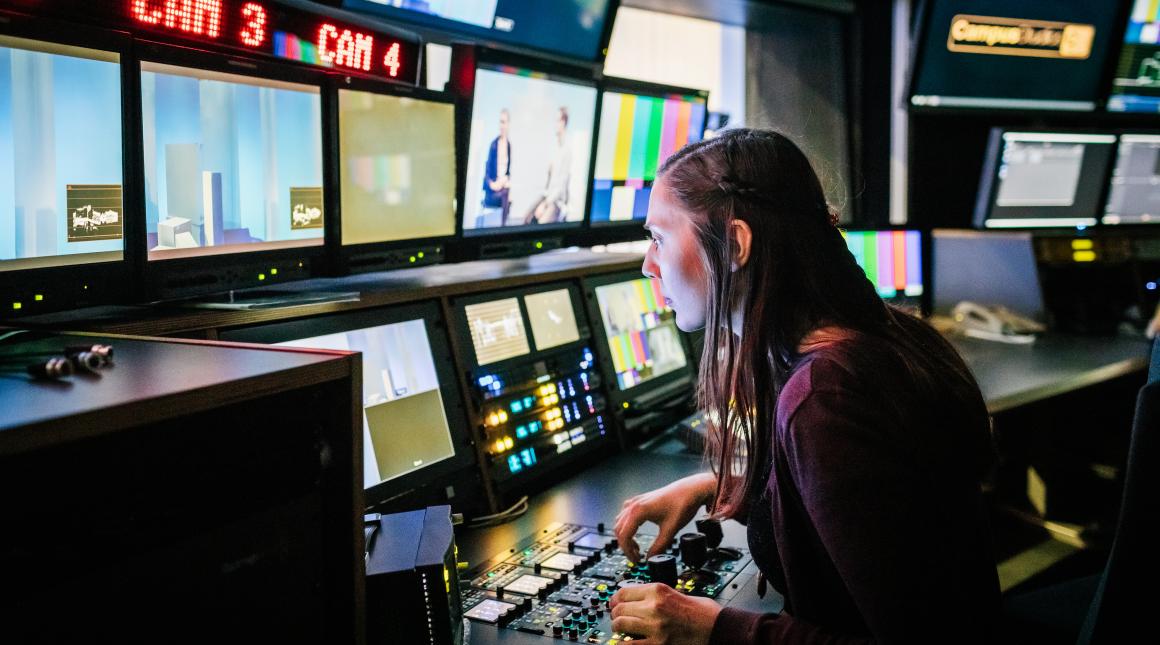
[1,0,420,84]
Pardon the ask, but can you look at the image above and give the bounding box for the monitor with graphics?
[592,275,688,391]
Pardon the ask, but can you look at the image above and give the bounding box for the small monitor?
[909,0,1119,111]
[974,129,1116,229]
[1104,134,1160,225]
[462,64,596,235]
[590,81,708,225]
[1108,1,1160,112]
[217,302,475,508]
[932,229,1045,322]
[341,0,615,62]
[525,288,581,351]
[592,276,688,391]
[842,229,924,307]
[337,87,456,246]
[464,297,532,366]
[0,36,124,273]
[141,61,325,260]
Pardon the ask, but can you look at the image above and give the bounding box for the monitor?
[0,35,124,274]
[592,275,688,391]
[974,129,1117,228]
[464,296,532,366]
[461,64,596,235]
[590,80,708,226]
[217,302,476,509]
[932,229,1046,322]
[909,0,1119,111]
[1104,133,1160,225]
[141,61,325,260]
[842,229,924,308]
[337,85,457,247]
[341,0,616,63]
[1108,0,1160,112]
[525,288,581,351]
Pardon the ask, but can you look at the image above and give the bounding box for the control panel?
[460,520,756,644]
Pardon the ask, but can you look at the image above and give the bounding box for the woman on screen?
[609,129,1000,643]
[482,108,512,225]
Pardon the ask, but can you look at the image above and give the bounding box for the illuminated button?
[499,410,509,423]
[504,436,514,450]
[494,439,506,454]
[488,413,500,427]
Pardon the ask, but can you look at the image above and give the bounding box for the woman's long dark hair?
[657,129,992,518]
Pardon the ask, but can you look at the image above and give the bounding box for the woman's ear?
[731,219,752,271]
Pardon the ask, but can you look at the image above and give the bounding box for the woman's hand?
[615,473,717,563]
[610,583,721,645]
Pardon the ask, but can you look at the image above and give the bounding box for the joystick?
[646,554,678,587]
[678,532,708,570]
[695,518,743,561]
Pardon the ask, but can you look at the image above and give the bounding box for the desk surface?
[950,333,1152,414]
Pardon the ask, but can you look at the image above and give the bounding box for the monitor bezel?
[449,281,593,373]
[973,127,1118,230]
[586,76,711,232]
[327,76,460,275]
[135,39,333,301]
[216,300,476,511]
[580,269,695,407]
[450,47,600,254]
[0,11,140,317]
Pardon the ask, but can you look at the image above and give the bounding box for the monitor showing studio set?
[461,62,597,238]
[589,78,708,227]
[218,302,481,512]
[333,81,458,273]
[0,26,132,316]
[974,129,1117,229]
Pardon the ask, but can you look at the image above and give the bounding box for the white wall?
[603,7,746,129]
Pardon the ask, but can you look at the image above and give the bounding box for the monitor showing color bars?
[842,230,923,300]
[590,90,707,224]
[594,276,688,390]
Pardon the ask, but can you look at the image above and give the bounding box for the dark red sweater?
[709,337,1001,644]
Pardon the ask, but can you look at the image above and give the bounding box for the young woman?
[609,129,1000,644]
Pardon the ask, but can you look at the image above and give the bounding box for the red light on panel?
[131,0,222,39]
[240,2,267,47]
[317,24,373,71]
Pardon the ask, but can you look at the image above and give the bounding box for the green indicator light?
[258,273,266,281]
[12,302,21,310]
[271,268,278,275]
[34,294,43,301]
[535,241,543,249]
[409,256,417,263]
[418,251,425,259]
[83,284,89,290]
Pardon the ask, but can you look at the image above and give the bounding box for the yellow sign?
[947,14,1094,60]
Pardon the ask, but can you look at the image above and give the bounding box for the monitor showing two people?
[463,65,596,233]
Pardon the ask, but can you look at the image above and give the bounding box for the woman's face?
[642,178,709,332]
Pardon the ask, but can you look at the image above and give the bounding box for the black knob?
[560,573,569,585]
[568,627,579,640]
[534,562,543,574]
[695,518,724,550]
[538,587,550,601]
[586,609,597,622]
[568,541,577,552]
[498,608,514,626]
[646,554,679,587]
[496,586,505,600]
[589,596,600,607]
[679,532,708,570]
[553,624,564,637]
[522,598,533,611]
[609,538,619,551]
[591,551,602,562]
[597,522,606,533]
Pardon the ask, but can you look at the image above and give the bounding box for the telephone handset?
[952,301,1045,343]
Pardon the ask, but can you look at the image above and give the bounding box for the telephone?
[951,301,1045,344]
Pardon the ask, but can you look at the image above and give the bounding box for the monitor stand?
[179,288,360,311]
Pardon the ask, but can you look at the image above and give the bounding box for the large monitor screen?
[338,89,456,245]
[524,288,580,351]
[141,62,324,260]
[590,87,707,225]
[594,277,687,390]
[932,229,1045,321]
[342,0,613,62]
[1108,0,1160,112]
[0,36,124,272]
[910,0,1118,111]
[462,65,596,234]
[276,319,455,488]
[842,230,923,301]
[464,297,531,365]
[975,130,1116,228]
[1104,134,1160,225]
